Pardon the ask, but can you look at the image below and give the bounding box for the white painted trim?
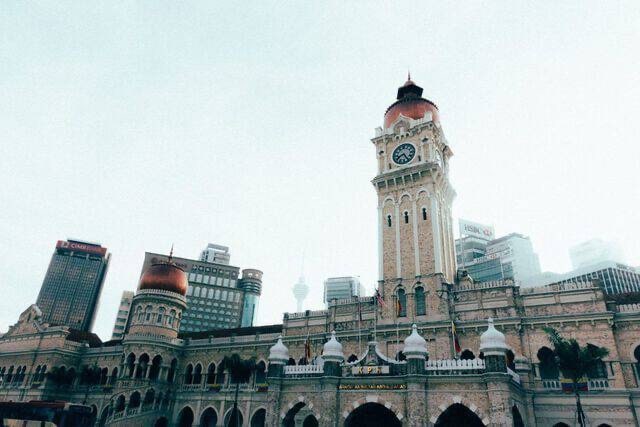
[394,204,401,278]
[412,200,420,277]
[431,198,442,274]
[378,206,383,281]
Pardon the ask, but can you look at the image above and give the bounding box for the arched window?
[126,354,136,378]
[100,367,109,385]
[145,305,152,322]
[110,367,118,384]
[149,355,162,381]
[506,349,515,371]
[387,215,392,227]
[115,395,126,412]
[167,359,177,384]
[157,307,165,324]
[634,345,640,383]
[184,364,193,385]
[144,388,155,406]
[537,347,559,379]
[39,365,47,382]
[193,364,203,384]
[206,363,216,385]
[396,288,407,317]
[129,391,141,409]
[168,310,176,327]
[415,286,426,316]
[422,207,427,221]
[255,361,266,384]
[403,211,409,224]
[33,366,41,384]
[396,351,406,361]
[286,358,296,366]
[347,354,358,363]
[586,344,608,379]
[136,306,143,322]
[460,349,475,360]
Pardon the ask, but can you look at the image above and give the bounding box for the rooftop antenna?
[168,244,174,263]
[407,69,411,81]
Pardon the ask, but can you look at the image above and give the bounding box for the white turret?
[322,331,344,363]
[403,324,428,359]
[479,318,508,357]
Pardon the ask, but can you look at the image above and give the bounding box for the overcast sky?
[1,2,639,340]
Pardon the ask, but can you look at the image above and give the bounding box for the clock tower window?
[422,207,428,221]
[396,288,407,317]
[403,211,409,224]
[387,215,392,227]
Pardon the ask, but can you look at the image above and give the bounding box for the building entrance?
[344,403,401,427]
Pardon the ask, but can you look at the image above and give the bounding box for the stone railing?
[541,379,561,390]
[284,365,324,376]
[521,281,595,295]
[328,296,375,307]
[425,359,485,374]
[618,303,640,313]
[588,378,610,391]
[507,368,521,384]
[286,310,329,320]
[455,280,514,291]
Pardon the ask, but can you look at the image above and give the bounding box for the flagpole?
[357,298,362,356]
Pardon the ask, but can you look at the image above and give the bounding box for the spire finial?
[407,70,411,81]
[168,244,174,263]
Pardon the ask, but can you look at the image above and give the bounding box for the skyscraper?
[111,290,134,340]
[140,246,262,333]
[292,276,309,312]
[323,276,364,306]
[570,238,625,269]
[35,239,110,332]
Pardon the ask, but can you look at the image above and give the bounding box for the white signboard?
[459,219,495,240]
[352,365,390,375]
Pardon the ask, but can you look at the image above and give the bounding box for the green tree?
[220,354,255,427]
[543,327,609,426]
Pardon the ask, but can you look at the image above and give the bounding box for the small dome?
[138,262,188,296]
[322,331,344,361]
[384,78,439,128]
[479,318,508,355]
[403,324,428,357]
[268,335,289,362]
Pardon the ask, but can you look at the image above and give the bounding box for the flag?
[375,289,386,307]
[396,299,402,317]
[451,321,461,354]
[304,335,311,362]
[357,300,362,321]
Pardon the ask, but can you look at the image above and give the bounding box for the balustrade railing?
[507,368,521,384]
[425,359,485,374]
[588,378,610,390]
[284,365,324,375]
[541,379,561,390]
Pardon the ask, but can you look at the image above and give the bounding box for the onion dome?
[268,335,289,363]
[322,331,344,362]
[138,262,188,296]
[384,76,439,128]
[479,318,508,356]
[403,324,428,358]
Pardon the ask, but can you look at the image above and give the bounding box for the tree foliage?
[221,353,256,384]
[543,327,609,385]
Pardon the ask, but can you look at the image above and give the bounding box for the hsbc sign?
[459,219,494,240]
[56,240,107,256]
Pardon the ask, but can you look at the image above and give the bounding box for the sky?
[1,2,639,340]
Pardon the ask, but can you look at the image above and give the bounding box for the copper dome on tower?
[384,76,439,128]
[138,262,188,296]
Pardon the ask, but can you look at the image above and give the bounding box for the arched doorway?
[155,417,169,427]
[344,403,401,427]
[512,405,524,427]
[251,408,266,427]
[303,415,319,427]
[178,406,195,427]
[200,407,218,427]
[224,408,243,427]
[283,402,306,427]
[435,404,483,427]
[98,406,109,427]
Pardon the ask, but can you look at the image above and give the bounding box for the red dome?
[138,262,188,296]
[384,78,439,128]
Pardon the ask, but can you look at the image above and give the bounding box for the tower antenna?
[408,69,411,81]
[168,244,174,263]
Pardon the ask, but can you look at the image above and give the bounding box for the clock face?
[392,143,416,165]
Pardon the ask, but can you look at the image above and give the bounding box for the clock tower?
[372,77,456,324]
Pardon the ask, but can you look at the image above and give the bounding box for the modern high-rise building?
[455,219,495,268]
[522,261,640,295]
[292,276,309,312]
[323,276,364,306]
[570,238,625,269]
[458,233,541,284]
[200,243,231,265]
[35,239,110,332]
[111,291,134,340]
[140,246,262,333]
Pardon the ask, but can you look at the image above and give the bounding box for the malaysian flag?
[375,288,386,307]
